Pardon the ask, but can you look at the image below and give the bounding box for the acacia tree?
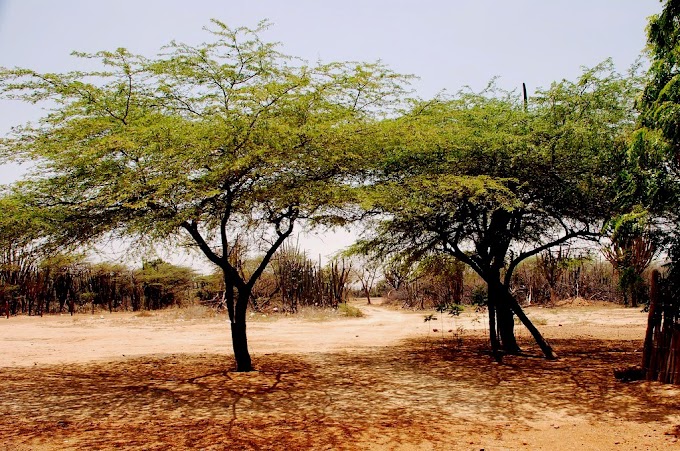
[356,63,638,359]
[0,21,408,371]
[631,1,680,283]
[617,0,680,383]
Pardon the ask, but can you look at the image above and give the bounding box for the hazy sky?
[0,0,665,265]
[0,1,661,135]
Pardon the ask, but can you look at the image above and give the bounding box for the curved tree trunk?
[223,274,253,372]
[231,322,252,372]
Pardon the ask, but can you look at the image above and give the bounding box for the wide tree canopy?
[354,61,639,359]
[632,0,680,262]
[0,20,410,371]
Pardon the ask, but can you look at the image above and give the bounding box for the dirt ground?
[1,299,679,450]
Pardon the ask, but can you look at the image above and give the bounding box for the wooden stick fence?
[642,270,680,384]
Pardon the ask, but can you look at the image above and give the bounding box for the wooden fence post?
[642,270,661,379]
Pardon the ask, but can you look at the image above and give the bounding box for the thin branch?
[504,229,599,286]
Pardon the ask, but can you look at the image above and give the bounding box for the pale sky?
[0,0,664,267]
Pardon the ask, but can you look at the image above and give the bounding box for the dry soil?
[0,299,679,450]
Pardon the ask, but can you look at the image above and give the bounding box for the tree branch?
[503,229,600,286]
[180,220,223,268]
[246,208,298,290]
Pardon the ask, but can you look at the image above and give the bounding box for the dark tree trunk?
[486,275,555,360]
[503,289,557,359]
[364,287,372,305]
[224,278,235,323]
[230,322,252,372]
[232,290,253,372]
[487,295,501,360]
[642,270,660,378]
[222,273,252,371]
[487,270,520,355]
[496,299,520,354]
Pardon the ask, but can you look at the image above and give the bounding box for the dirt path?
[1,301,679,450]
[0,300,480,366]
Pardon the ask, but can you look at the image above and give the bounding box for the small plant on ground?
[338,302,364,318]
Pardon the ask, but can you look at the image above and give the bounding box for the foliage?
[470,285,488,307]
[435,301,464,317]
[353,62,639,358]
[0,20,410,371]
[337,302,364,318]
[602,207,657,306]
[415,254,465,307]
[135,259,196,310]
[358,63,636,278]
[195,271,225,303]
[635,1,680,277]
[0,254,197,315]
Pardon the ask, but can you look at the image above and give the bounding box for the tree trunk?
[224,279,235,323]
[496,300,520,354]
[642,270,661,378]
[503,289,557,359]
[231,290,253,372]
[487,275,520,355]
[230,322,252,372]
[487,295,501,360]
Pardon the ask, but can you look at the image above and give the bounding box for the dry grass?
[124,303,366,324]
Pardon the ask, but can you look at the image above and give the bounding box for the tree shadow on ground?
[0,336,679,450]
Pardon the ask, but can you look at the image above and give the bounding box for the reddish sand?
[1,299,678,450]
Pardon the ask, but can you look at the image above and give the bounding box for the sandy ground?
[1,300,679,450]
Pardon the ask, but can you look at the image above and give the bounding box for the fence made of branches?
[511,252,619,305]
[642,270,680,384]
[273,244,351,312]
[0,253,196,316]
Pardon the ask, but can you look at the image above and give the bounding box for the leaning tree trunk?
[502,287,557,360]
[486,277,557,360]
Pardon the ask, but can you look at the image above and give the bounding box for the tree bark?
[487,280,520,354]
[503,289,557,359]
[230,322,252,372]
[642,270,661,378]
[487,295,501,360]
[231,290,253,372]
[222,271,253,372]
[496,299,520,354]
